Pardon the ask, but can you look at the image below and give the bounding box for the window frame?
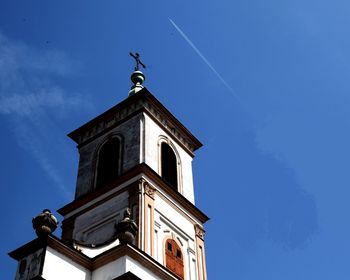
[93,134,123,190]
[158,136,183,194]
[164,238,185,279]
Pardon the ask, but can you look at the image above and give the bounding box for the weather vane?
[129,52,146,71]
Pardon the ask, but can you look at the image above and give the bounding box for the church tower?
[9,55,209,280]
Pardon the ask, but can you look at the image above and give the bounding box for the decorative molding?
[176,237,183,247]
[195,236,207,280]
[144,182,156,199]
[10,235,181,279]
[143,187,155,256]
[58,163,209,225]
[158,215,193,243]
[194,224,205,240]
[138,178,146,186]
[68,89,202,156]
[187,247,196,255]
[47,236,92,269]
[154,221,161,229]
[75,101,143,145]
[93,243,181,280]
[74,212,120,247]
[9,238,46,261]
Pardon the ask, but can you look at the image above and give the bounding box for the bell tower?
[9,56,209,280]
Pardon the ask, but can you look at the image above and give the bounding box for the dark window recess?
[165,239,184,279]
[167,242,172,251]
[19,260,27,275]
[161,143,178,191]
[96,138,121,188]
[176,249,181,258]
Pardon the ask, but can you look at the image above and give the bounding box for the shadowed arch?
[95,136,122,188]
[161,142,178,191]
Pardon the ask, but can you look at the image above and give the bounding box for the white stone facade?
[42,247,91,280]
[143,113,195,203]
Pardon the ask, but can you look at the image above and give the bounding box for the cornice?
[9,235,181,279]
[8,235,91,269]
[46,235,92,268]
[58,163,209,224]
[8,238,46,261]
[68,88,202,154]
[92,243,181,280]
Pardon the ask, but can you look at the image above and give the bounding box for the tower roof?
[68,87,202,156]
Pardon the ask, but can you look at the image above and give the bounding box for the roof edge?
[68,88,202,152]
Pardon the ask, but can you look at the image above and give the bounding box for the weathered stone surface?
[73,191,129,246]
[75,114,141,199]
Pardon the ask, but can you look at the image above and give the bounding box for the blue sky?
[1,0,350,279]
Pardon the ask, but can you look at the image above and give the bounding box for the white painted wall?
[143,113,195,203]
[92,255,169,280]
[42,247,91,280]
[92,257,126,280]
[125,256,164,280]
[37,245,178,280]
[152,192,198,280]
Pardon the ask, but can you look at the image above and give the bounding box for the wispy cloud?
[169,18,239,100]
[0,88,82,117]
[0,31,90,200]
[14,120,73,199]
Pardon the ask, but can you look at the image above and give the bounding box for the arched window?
[96,138,121,188]
[161,143,178,190]
[165,239,184,279]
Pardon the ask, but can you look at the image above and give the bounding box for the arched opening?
[165,239,184,279]
[96,138,121,188]
[161,142,178,190]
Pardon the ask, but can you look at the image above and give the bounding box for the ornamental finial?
[32,209,58,238]
[115,208,138,244]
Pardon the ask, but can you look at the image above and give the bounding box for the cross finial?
[129,52,146,71]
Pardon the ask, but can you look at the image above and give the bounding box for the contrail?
[169,18,239,100]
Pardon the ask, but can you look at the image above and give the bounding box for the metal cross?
[129,52,146,71]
